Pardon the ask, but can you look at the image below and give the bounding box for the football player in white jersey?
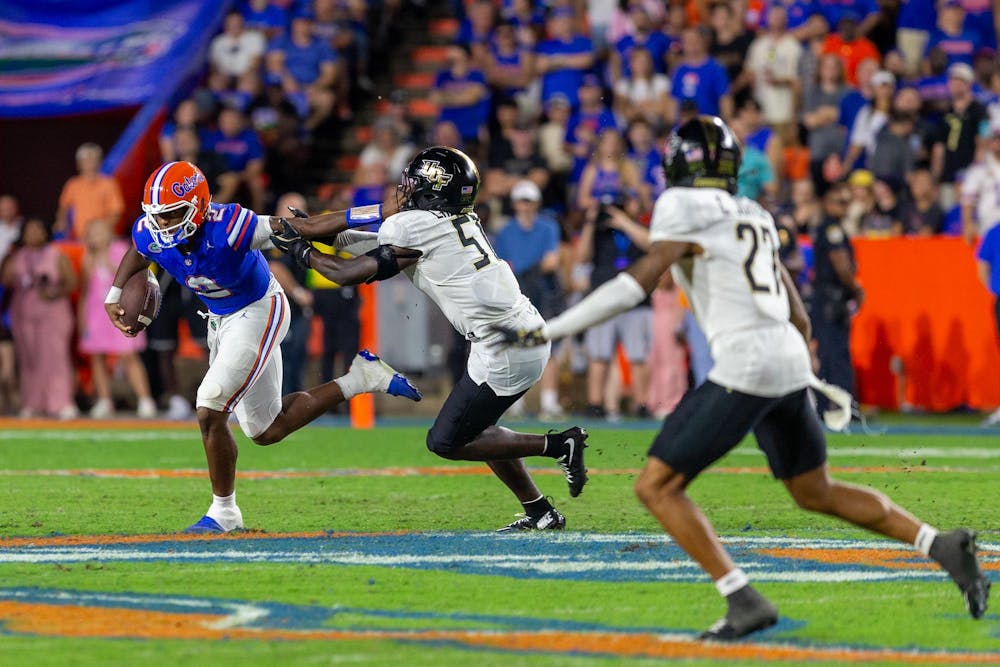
[498,117,989,638]
[269,146,588,531]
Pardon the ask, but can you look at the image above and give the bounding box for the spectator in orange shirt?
[54,143,125,240]
[821,14,881,87]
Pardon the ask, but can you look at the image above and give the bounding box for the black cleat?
[496,508,566,532]
[930,529,991,619]
[552,426,588,497]
[699,586,779,641]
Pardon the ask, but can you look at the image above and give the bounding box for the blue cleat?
[355,349,422,402]
[184,515,226,534]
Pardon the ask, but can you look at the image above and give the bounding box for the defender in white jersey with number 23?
[497,117,989,640]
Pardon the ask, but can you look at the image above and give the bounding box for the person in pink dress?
[646,273,689,418]
[2,218,78,419]
[78,219,157,418]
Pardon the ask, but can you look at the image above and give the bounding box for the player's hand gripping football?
[491,325,549,348]
[269,218,314,270]
[104,302,135,337]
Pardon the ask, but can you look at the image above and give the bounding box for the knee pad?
[196,380,227,412]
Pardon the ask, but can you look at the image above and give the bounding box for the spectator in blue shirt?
[535,8,595,109]
[493,179,565,418]
[203,106,266,212]
[670,27,732,119]
[241,0,288,40]
[896,0,937,74]
[459,0,497,64]
[626,118,664,201]
[431,45,490,150]
[610,4,671,81]
[486,20,536,100]
[565,74,619,184]
[763,0,826,41]
[816,0,880,36]
[925,0,981,67]
[266,13,338,130]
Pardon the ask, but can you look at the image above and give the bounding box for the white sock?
[334,374,363,400]
[540,389,559,413]
[335,355,390,400]
[914,523,938,557]
[210,492,236,513]
[714,568,749,597]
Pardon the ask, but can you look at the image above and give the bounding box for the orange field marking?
[0,601,996,663]
[758,547,1000,572]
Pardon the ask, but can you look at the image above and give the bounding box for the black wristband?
[364,245,401,283]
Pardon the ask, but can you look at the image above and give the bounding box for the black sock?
[522,496,554,518]
[543,433,568,459]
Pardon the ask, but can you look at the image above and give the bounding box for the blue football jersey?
[132,202,271,315]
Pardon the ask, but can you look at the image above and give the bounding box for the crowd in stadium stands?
[2,0,1000,423]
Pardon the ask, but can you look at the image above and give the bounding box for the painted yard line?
[0,595,996,663]
[0,548,987,581]
[0,533,995,584]
[0,464,989,480]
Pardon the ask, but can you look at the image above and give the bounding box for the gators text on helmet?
[141,161,211,248]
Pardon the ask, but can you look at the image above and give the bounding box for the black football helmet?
[663,116,742,194]
[397,146,480,214]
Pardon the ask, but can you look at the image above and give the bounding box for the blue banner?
[0,1,229,118]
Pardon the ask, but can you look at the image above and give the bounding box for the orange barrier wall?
[851,237,1000,411]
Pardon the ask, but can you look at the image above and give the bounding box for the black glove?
[270,219,314,269]
[287,206,309,219]
[491,325,549,347]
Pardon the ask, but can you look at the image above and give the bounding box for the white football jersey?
[650,187,812,397]
[378,209,540,343]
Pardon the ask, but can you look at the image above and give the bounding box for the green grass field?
[0,419,997,665]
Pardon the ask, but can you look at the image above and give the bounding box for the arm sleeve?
[251,214,274,250]
[545,272,647,340]
[335,230,380,256]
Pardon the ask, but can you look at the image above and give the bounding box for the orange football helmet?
[141,161,211,247]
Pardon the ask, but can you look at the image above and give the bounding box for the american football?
[119,269,160,333]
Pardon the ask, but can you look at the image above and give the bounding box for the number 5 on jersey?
[452,215,496,270]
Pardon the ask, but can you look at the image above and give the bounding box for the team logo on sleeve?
[417,160,453,191]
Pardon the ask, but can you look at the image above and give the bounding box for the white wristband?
[546,272,646,341]
[105,286,122,304]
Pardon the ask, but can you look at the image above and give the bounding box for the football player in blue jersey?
[105,161,421,533]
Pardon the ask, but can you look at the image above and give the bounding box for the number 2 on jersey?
[452,215,495,270]
[736,222,782,295]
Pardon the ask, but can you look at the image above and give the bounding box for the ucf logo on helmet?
[417,160,453,191]
[170,171,206,198]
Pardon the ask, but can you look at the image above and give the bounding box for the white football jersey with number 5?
[650,187,812,397]
[378,209,540,342]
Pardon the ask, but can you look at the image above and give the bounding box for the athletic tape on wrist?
[105,286,122,304]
